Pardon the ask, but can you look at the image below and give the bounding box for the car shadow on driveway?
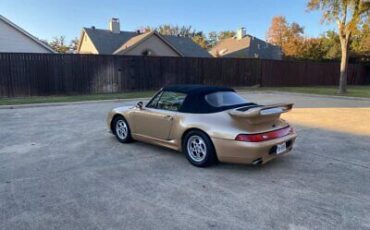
[108,133,290,172]
[2,94,370,229]
[103,123,370,228]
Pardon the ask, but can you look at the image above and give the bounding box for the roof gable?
[0,15,56,53]
[83,28,138,54]
[79,27,211,57]
[209,36,251,57]
[113,31,183,56]
[114,32,153,54]
[77,32,99,54]
[210,35,279,57]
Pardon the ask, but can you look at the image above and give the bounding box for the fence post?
[258,59,263,87]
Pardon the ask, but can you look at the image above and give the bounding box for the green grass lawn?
[0,91,155,106]
[241,86,370,98]
[1,86,369,106]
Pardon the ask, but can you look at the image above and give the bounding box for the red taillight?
[235,126,294,142]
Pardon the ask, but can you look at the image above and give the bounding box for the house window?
[142,49,154,56]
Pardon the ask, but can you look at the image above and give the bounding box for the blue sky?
[0,0,335,42]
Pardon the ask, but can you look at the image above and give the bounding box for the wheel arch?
[110,114,126,133]
[181,128,208,143]
[181,128,217,155]
[181,127,219,164]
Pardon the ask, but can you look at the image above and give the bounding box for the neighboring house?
[78,18,211,57]
[209,28,282,60]
[0,15,55,53]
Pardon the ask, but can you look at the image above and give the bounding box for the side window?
[157,91,187,111]
[146,91,163,108]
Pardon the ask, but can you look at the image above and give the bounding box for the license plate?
[276,142,287,155]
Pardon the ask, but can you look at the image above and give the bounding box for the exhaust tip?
[252,158,263,165]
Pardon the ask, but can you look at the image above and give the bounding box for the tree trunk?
[338,36,350,94]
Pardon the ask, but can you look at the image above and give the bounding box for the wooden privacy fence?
[0,53,368,97]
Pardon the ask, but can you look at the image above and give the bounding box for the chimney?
[236,27,246,40]
[109,18,120,34]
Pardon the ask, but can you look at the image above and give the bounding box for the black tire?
[183,130,217,167]
[112,116,133,143]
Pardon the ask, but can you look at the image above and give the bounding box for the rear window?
[205,91,248,107]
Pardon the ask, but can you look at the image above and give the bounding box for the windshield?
[205,91,248,107]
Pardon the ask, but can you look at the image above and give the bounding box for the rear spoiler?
[229,103,294,119]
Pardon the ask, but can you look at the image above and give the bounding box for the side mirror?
[136,101,144,109]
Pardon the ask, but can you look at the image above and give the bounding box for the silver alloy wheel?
[187,135,207,162]
[115,120,128,140]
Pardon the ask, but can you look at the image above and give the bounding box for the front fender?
[107,106,135,131]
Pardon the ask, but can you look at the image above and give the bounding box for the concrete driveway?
[1,92,370,230]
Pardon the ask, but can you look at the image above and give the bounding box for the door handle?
[164,115,174,121]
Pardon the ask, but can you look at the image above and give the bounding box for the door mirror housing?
[136,101,144,109]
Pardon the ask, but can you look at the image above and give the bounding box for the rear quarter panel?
[170,110,292,162]
[171,110,289,141]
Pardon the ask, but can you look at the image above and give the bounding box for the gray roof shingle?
[163,35,211,58]
[83,28,211,57]
[84,28,137,54]
[209,34,282,60]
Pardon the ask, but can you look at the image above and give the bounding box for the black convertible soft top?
[162,84,250,113]
[163,84,234,95]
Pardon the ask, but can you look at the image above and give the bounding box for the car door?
[132,91,186,140]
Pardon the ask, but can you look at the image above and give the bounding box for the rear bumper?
[212,133,297,165]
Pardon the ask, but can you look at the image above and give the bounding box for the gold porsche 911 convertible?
[107,85,297,167]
